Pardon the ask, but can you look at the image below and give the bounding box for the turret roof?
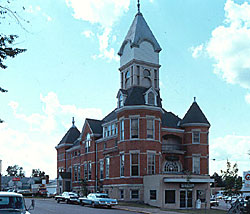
[58,126,80,146]
[118,12,161,56]
[181,101,210,126]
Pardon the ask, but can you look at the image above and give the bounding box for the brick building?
[56,4,212,209]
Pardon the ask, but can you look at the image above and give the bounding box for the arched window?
[163,161,181,173]
[85,133,91,153]
[148,92,155,105]
[143,69,150,77]
[142,77,151,88]
[119,94,123,107]
[125,70,130,88]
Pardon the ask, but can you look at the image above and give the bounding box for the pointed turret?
[118,2,162,94]
[118,12,161,57]
[180,98,210,127]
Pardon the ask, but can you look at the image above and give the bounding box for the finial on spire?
[194,97,196,102]
[72,117,75,127]
[137,0,140,13]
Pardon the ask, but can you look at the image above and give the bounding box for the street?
[25,198,139,214]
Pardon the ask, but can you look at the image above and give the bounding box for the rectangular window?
[85,141,90,153]
[147,153,155,175]
[193,156,200,174]
[165,190,175,204]
[131,190,139,199]
[120,189,124,199]
[120,153,125,177]
[131,118,139,138]
[137,66,140,85]
[111,124,115,135]
[197,190,206,202]
[192,131,200,144]
[120,120,124,140]
[88,162,92,180]
[131,153,139,176]
[150,190,157,200]
[74,166,78,181]
[78,165,81,181]
[147,119,154,139]
[131,66,133,85]
[84,163,88,180]
[100,160,104,180]
[108,125,111,136]
[104,127,108,138]
[105,157,110,178]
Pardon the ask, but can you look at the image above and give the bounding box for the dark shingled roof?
[161,110,181,128]
[71,138,81,148]
[58,126,80,146]
[86,118,103,135]
[121,86,162,107]
[181,101,210,126]
[102,109,117,122]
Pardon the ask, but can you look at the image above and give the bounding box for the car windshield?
[69,193,77,196]
[96,195,109,198]
[0,196,25,210]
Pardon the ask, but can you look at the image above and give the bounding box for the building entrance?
[180,190,192,208]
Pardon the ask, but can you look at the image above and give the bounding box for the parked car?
[17,190,33,197]
[55,192,79,204]
[0,191,35,214]
[210,198,219,207]
[78,193,118,208]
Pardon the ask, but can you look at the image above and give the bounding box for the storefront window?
[197,190,206,202]
[165,190,175,204]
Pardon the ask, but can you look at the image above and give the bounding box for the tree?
[0,1,27,122]
[211,172,224,187]
[32,169,45,178]
[6,165,25,177]
[221,160,242,197]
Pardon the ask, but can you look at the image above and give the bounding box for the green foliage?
[220,160,242,196]
[32,169,46,178]
[211,172,224,187]
[80,179,88,196]
[0,1,27,123]
[6,164,25,177]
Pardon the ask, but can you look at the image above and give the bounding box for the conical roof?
[58,126,80,146]
[118,12,161,56]
[181,101,210,126]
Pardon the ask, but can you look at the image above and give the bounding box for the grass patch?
[161,209,227,214]
[118,202,157,208]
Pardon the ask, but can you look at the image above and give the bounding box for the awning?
[163,178,214,183]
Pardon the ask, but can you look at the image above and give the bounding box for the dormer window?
[119,94,124,108]
[145,89,157,106]
[148,92,155,105]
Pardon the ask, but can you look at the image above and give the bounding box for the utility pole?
[0,160,2,191]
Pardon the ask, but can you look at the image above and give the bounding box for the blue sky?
[0,0,250,179]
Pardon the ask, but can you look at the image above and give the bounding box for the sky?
[0,0,250,180]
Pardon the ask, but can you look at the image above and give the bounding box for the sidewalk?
[115,205,186,214]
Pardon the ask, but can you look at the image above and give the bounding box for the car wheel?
[107,205,112,209]
[91,202,96,208]
[81,201,84,206]
[57,200,60,203]
[66,199,69,204]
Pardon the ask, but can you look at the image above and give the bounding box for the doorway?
[180,190,192,208]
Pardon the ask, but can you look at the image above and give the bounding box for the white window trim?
[130,189,140,200]
[120,152,125,177]
[192,129,201,144]
[144,88,158,106]
[130,117,139,139]
[146,118,155,140]
[147,152,155,175]
[192,155,201,174]
[130,152,140,177]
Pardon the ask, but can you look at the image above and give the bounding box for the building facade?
[56,5,212,209]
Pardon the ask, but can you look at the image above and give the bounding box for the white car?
[0,192,34,214]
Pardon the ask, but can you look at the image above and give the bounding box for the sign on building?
[244,171,250,188]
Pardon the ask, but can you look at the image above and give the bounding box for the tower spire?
[72,117,75,127]
[137,0,140,14]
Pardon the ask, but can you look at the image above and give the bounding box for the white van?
[0,192,34,214]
